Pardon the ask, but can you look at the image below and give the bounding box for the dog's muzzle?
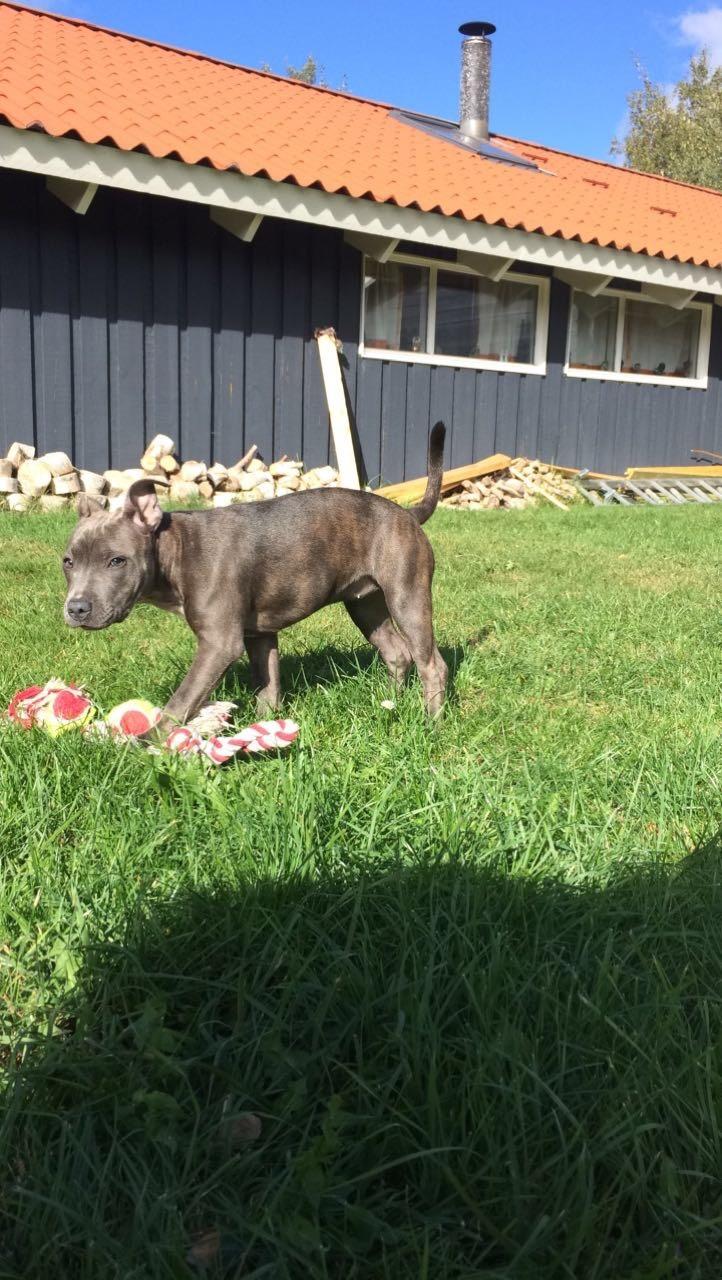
[65,597,93,625]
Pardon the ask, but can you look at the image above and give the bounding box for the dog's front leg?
[246,633,281,713]
[159,632,245,734]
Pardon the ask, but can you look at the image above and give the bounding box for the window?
[361,254,548,374]
[567,288,711,387]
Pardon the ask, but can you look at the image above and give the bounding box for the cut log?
[142,433,174,463]
[103,469,144,495]
[269,460,303,478]
[0,459,14,479]
[207,464,229,488]
[39,451,74,476]
[52,472,81,496]
[17,459,52,496]
[159,454,180,475]
[230,444,258,472]
[179,461,207,484]
[6,442,35,469]
[240,470,273,491]
[39,494,70,512]
[198,480,215,500]
[6,492,30,512]
[509,466,568,511]
[79,470,107,495]
[169,480,202,503]
[0,475,19,494]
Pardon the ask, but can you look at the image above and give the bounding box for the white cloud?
[678,7,722,67]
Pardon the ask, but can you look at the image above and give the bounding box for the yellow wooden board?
[626,465,722,478]
[376,453,512,504]
[551,465,626,481]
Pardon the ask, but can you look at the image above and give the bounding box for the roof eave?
[1,123,721,294]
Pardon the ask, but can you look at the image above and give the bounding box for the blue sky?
[35,0,722,160]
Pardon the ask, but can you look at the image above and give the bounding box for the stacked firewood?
[441,458,580,512]
[0,435,340,513]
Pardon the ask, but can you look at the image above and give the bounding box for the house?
[1,6,722,483]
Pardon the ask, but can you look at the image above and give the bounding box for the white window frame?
[564,286,712,390]
[358,252,549,376]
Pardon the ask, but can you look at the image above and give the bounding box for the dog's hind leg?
[381,578,447,718]
[345,591,412,688]
[246,633,282,712]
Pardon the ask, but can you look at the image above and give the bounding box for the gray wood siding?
[1,168,722,482]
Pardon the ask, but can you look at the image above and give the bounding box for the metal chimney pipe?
[459,21,496,140]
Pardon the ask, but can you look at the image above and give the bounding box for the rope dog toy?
[6,680,299,764]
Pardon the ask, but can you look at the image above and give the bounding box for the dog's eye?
[109,556,127,568]
[62,555,73,568]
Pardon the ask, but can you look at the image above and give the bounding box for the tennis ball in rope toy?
[104,699,162,738]
[8,681,95,736]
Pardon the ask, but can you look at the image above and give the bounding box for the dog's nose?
[67,597,92,622]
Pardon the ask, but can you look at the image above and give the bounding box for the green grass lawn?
[3,503,722,1278]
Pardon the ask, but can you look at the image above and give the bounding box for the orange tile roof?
[2,3,722,269]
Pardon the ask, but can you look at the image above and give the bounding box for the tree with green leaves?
[285,54,325,85]
[613,51,722,190]
[260,54,347,92]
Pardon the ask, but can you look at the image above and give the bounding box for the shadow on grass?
[216,643,469,706]
[3,844,722,1278]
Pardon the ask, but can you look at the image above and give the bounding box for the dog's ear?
[76,493,103,520]
[123,479,164,534]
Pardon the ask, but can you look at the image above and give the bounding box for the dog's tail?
[411,421,446,525]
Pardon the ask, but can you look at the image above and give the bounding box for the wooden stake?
[315,328,360,490]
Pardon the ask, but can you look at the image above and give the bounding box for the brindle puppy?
[63,423,448,733]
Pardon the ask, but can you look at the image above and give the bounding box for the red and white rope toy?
[6,680,299,765]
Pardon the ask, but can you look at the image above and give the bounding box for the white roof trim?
[457,251,514,281]
[344,230,399,262]
[641,282,697,310]
[553,267,613,296]
[2,123,722,296]
[209,207,263,242]
[46,174,97,215]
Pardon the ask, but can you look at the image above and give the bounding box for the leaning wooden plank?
[315,328,360,490]
[574,480,603,505]
[650,481,684,504]
[675,480,710,504]
[598,480,632,505]
[377,453,512,504]
[583,488,604,506]
[626,465,722,479]
[624,480,662,505]
[696,480,722,500]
